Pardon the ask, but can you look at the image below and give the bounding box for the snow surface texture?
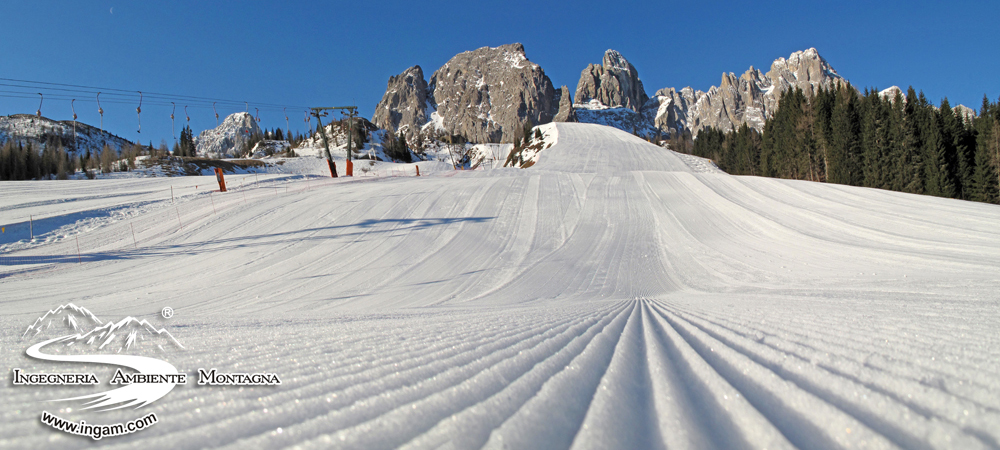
[2,123,999,449]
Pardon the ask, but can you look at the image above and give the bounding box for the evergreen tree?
[826,84,862,186]
[523,119,534,144]
[920,108,955,197]
[177,125,196,157]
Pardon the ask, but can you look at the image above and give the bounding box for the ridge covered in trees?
[691,85,1000,204]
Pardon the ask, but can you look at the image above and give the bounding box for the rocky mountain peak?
[374,43,558,143]
[682,48,846,136]
[602,49,631,72]
[766,47,842,98]
[372,65,429,135]
[428,43,557,143]
[553,86,577,123]
[574,49,649,112]
[573,48,849,139]
[195,112,261,158]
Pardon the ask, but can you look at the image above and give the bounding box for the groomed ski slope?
[2,122,1000,449]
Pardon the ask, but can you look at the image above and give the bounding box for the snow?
[423,110,447,134]
[2,123,1000,448]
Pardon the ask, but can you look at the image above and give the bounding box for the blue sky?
[1,1,997,146]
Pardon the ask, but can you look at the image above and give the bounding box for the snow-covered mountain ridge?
[0,114,133,154]
[575,48,848,138]
[374,46,979,143]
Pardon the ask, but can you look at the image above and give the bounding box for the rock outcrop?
[685,48,845,135]
[553,86,577,122]
[372,65,429,135]
[573,48,847,138]
[373,43,559,143]
[428,43,558,143]
[195,112,261,158]
[574,50,648,112]
[646,87,697,134]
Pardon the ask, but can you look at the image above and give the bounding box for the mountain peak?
[575,49,648,112]
[195,112,262,158]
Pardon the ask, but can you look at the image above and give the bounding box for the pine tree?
[826,84,861,186]
[895,87,925,193]
[177,125,196,157]
[920,107,955,198]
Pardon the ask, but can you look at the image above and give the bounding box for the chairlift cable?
[0,77,308,110]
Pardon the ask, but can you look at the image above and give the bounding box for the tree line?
[1,123,320,180]
[0,138,164,180]
[691,84,1000,204]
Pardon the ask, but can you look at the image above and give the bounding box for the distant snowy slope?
[0,114,133,154]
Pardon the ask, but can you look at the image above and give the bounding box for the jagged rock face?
[428,43,558,143]
[574,50,648,112]
[687,68,772,134]
[647,87,696,133]
[196,112,261,158]
[574,48,847,138]
[765,48,842,106]
[0,114,132,154]
[553,86,577,122]
[372,65,429,135]
[671,48,845,136]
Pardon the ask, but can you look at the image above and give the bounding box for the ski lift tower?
[310,106,358,177]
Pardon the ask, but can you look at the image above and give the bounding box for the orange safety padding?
[328,159,338,178]
[215,168,227,192]
[346,159,353,177]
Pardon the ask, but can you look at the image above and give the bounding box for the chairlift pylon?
[71,99,77,150]
[36,93,42,117]
[171,102,176,142]
[214,102,219,126]
[136,91,143,134]
[284,107,289,137]
[97,92,105,145]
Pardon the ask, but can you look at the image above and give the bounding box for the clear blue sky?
[1,0,997,146]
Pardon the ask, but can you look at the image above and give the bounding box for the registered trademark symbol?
[161,307,174,319]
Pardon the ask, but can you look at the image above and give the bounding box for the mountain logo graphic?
[17,303,185,412]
